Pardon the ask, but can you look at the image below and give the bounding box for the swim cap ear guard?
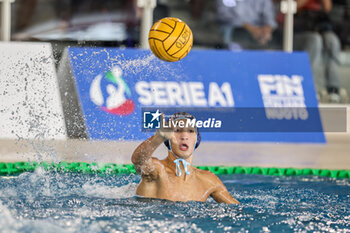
[164,130,201,150]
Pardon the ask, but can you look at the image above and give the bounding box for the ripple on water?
[0,171,349,232]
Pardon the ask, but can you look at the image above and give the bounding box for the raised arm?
[131,134,164,176]
[132,115,173,177]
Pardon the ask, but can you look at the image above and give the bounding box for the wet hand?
[156,114,174,141]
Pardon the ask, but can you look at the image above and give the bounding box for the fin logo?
[258,75,308,120]
[90,66,135,115]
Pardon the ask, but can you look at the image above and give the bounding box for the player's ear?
[164,139,171,150]
[195,130,201,149]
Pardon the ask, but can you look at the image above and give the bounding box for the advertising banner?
[68,47,325,143]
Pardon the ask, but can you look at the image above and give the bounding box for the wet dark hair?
[163,112,201,150]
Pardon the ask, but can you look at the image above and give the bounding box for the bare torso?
[131,133,239,204]
[136,158,221,202]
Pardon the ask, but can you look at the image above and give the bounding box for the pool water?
[0,168,349,232]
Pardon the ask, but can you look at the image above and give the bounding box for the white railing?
[137,0,156,49]
[0,0,15,41]
[281,0,297,52]
[2,0,296,52]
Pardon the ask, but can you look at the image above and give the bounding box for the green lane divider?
[0,162,349,179]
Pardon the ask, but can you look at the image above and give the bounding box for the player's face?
[170,119,197,159]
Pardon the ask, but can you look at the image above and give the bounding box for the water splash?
[0,172,349,232]
[82,182,137,199]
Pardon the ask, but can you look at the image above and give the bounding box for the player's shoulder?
[194,167,220,181]
[151,157,161,163]
[137,157,165,181]
[151,157,165,169]
[134,157,163,174]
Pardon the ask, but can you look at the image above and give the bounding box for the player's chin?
[174,149,193,159]
[177,154,192,159]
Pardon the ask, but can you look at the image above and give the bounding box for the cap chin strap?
[168,135,197,176]
[173,159,190,176]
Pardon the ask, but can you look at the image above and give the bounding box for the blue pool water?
[0,169,349,232]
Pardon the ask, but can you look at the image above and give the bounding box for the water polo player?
[132,112,239,204]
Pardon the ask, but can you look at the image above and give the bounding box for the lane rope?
[0,162,349,179]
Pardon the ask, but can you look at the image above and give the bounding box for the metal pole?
[1,0,14,41]
[281,0,297,52]
[138,0,156,49]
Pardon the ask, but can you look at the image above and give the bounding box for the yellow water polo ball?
[148,17,193,62]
